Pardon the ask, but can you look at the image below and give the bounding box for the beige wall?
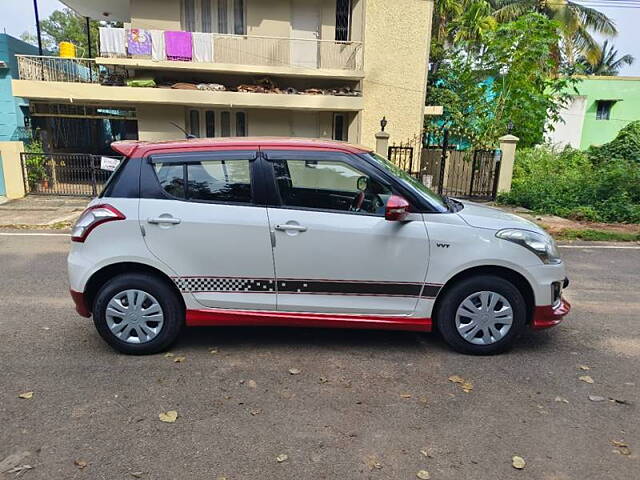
[130,0,181,30]
[0,142,26,199]
[360,0,433,150]
[137,104,186,141]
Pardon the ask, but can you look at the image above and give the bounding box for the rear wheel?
[436,275,527,355]
[93,273,184,355]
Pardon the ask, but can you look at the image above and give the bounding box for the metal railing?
[16,55,100,83]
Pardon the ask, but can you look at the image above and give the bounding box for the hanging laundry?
[164,31,192,61]
[192,32,213,62]
[99,27,126,57]
[150,30,166,61]
[127,28,152,56]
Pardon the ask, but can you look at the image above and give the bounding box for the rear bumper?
[70,289,91,318]
[532,297,571,330]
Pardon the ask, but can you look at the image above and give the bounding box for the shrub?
[498,146,640,223]
[24,139,48,188]
[588,120,640,163]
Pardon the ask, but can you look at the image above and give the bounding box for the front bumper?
[532,297,571,329]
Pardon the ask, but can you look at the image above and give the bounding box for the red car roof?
[111,137,372,157]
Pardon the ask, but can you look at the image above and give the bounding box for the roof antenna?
[170,121,197,139]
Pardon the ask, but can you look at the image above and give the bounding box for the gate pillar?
[497,134,519,194]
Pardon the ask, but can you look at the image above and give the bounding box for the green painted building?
[547,76,640,150]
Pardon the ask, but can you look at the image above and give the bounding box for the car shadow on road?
[174,325,451,354]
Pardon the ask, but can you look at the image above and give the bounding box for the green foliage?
[588,121,640,163]
[427,13,579,148]
[498,147,640,223]
[24,140,48,188]
[553,229,640,242]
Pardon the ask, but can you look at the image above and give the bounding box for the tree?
[426,13,579,148]
[578,40,635,76]
[491,0,617,65]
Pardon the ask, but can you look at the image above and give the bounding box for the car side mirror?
[385,195,411,221]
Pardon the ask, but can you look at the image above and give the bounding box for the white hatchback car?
[68,138,570,355]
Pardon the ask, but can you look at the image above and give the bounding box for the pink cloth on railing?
[164,31,192,61]
[128,28,152,55]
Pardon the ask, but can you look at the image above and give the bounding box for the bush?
[588,120,640,163]
[498,146,640,223]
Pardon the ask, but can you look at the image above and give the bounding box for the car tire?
[92,273,184,355]
[436,275,527,355]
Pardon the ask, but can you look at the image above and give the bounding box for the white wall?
[546,96,587,149]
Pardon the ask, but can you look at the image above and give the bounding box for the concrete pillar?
[0,141,26,199]
[375,130,390,157]
[497,134,519,194]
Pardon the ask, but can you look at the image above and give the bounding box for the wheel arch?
[432,265,535,328]
[84,262,185,314]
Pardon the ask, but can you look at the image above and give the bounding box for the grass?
[553,228,640,242]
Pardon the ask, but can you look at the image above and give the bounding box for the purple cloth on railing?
[127,28,152,55]
[164,31,192,60]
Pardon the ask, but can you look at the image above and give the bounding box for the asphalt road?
[0,234,638,479]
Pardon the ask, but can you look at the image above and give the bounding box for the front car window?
[273,159,391,215]
[362,152,449,212]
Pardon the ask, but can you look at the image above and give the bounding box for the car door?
[262,149,430,316]
[139,149,276,311]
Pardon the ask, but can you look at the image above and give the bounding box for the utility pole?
[33,0,43,56]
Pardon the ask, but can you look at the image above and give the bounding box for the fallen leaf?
[588,395,606,402]
[288,368,301,375]
[6,465,34,475]
[74,459,88,469]
[250,408,262,416]
[512,455,526,469]
[0,452,31,472]
[419,448,431,458]
[416,470,431,479]
[164,353,175,358]
[448,375,473,392]
[319,377,329,384]
[18,391,33,399]
[610,398,631,405]
[173,356,186,363]
[579,365,591,371]
[247,380,257,389]
[158,410,178,423]
[276,454,288,463]
[579,375,594,384]
[612,440,631,455]
[554,396,569,403]
[130,472,144,478]
[209,348,219,354]
[400,393,412,398]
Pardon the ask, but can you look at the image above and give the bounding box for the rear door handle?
[275,224,307,232]
[147,217,181,225]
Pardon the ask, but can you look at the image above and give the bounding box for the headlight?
[496,228,561,264]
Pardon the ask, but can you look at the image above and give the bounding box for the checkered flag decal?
[174,277,276,293]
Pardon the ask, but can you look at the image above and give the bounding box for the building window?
[335,0,352,41]
[188,109,246,137]
[596,100,614,120]
[333,113,346,141]
[182,0,246,34]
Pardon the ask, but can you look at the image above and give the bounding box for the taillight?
[71,204,126,242]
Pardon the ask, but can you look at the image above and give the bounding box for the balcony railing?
[16,55,100,83]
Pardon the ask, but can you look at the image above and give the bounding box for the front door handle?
[275,224,307,232]
[147,216,181,225]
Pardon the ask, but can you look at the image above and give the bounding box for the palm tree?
[491,0,617,64]
[579,40,635,76]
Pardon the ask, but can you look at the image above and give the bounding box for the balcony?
[13,55,363,112]
[96,29,363,79]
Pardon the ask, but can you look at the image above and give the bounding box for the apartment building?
[12,0,433,149]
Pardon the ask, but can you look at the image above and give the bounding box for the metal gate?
[21,153,122,196]
[388,129,502,200]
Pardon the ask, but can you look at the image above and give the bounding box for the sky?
[2,0,640,75]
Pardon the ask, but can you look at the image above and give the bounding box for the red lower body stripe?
[186,309,433,332]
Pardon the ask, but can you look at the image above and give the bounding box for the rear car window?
[153,159,252,203]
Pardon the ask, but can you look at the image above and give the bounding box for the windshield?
[363,152,448,212]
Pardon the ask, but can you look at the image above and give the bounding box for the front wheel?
[92,273,184,355]
[436,275,527,355]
